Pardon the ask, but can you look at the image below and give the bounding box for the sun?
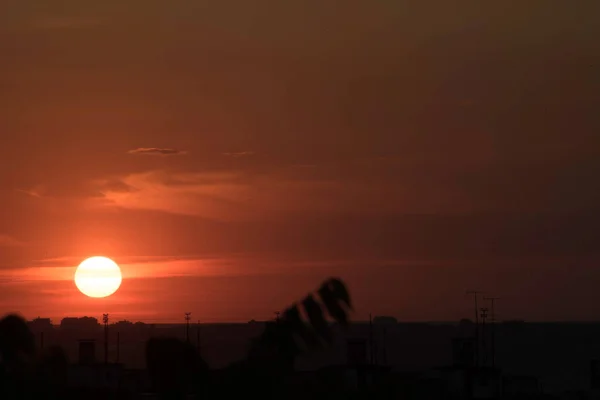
[74,256,122,298]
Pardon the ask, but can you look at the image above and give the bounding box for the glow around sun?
[74,256,122,298]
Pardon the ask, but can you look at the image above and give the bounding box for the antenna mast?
[102,313,109,364]
[197,320,201,352]
[369,313,375,366]
[185,312,192,342]
[480,307,489,367]
[484,297,500,369]
[466,290,482,367]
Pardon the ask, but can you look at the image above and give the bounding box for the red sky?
[1,1,599,323]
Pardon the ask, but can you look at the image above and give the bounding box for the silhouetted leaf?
[282,304,321,351]
[326,278,352,309]
[248,321,297,374]
[282,304,302,325]
[318,284,349,326]
[302,295,331,344]
[242,277,352,378]
[261,320,294,351]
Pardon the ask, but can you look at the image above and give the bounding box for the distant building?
[503,374,540,396]
[68,339,126,391]
[67,363,124,390]
[60,317,100,331]
[452,337,475,367]
[591,360,600,390]
[114,320,134,330]
[373,316,398,325]
[471,368,503,399]
[28,317,54,331]
[458,319,475,337]
[78,340,97,365]
[503,319,526,326]
[346,339,368,366]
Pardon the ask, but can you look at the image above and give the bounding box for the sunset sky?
[1,1,599,323]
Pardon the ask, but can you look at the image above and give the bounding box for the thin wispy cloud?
[0,234,24,247]
[15,188,41,198]
[0,256,281,285]
[96,168,423,220]
[128,148,187,156]
[25,16,103,31]
[223,151,255,158]
[29,255,205,268]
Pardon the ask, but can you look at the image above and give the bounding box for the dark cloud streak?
[128,148,187,156]
[0,234,24,247]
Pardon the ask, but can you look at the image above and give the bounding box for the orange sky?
[1,1,600,323]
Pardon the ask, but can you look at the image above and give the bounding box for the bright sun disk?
[74,256,122,298]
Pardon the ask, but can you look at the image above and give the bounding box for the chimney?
[78,340,96,365]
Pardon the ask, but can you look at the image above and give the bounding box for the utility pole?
[369,313,374,366]
[466,290,482,367]
[185,312,191,342]
[196,320,201,352]
[103,314,109,365]
[480,308,488,367]
[116,332,120,363]
[484,297,500,369]
[382,327,388,366]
